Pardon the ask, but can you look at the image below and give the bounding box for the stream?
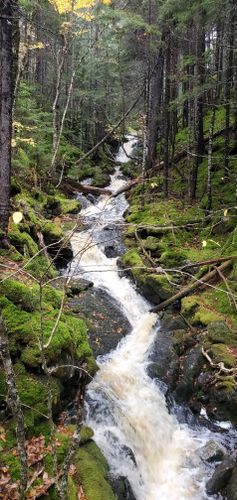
[68,137,231,500]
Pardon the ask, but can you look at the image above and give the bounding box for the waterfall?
[69,137,219,500]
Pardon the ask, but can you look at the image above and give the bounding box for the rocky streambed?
[63,138,237,499]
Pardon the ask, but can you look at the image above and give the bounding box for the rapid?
[68,136,227,500]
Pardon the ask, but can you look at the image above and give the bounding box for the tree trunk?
[224,16,234,177]
[163,29,171,197]
[190,19,205,200]
[147,49,164,167]
[0,319,28,498]
[206,103,216,212]
[0,0,17,245]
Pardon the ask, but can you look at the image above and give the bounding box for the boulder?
[206,457,235,495]
[197,439,226,463]
[174,346,204,402]
[109,475,136,500]
[66,279,93,296]
[67,287,131,356]
[226,463,237,499]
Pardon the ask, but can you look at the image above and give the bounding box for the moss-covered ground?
[120,118,237,424]
[0,182,113,499]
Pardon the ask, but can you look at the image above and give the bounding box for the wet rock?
[206,383,237,425]
[197,439,226,463]
[101,224,126,257]
[148,329,179,390]
[68,287,131,356]
[206,457,235,495]
[109,475,136,500]
[66,279,93,296]
[159,312,188,331]
[87,194,97,204]
[104,245,118,258]
[53,242,73,266]
[174,346,204,402]
[226,463,237,499]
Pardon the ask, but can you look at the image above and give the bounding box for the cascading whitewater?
[69,137,217,500]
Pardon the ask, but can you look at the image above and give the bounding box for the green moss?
[1,452,21,481]
[146,274,173,300]
[142,236,161,252]
[173,330,195,354]
[10,176,22,195]
[16,373,60,433]
[56,432,72,465]
[74,441,115,500]
[192,306,221,326]
[42,286,63,309]
[207,322,237,346]
[0,279,37,312]
[80,426,94,445]
[67,476,77,500]
[159,249,186,268]
[121,249,144,268]
[0,286,92,368]
[9,226,38,256]
[92,168,110,188]
[181,296,199,316]
[27,255,57,279]
[0,248,23,262]
[209,344,237,368]
[55,195,81,215]
[84,356,99,376]
[44,194,81,216]
[215,377,236,392]
[40,220,63,241]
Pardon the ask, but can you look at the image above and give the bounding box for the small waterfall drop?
[69,137,221,500]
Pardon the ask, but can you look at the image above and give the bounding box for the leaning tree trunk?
[0,0,17,246]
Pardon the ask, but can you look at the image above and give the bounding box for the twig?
[151,260,233,313]
[214,265,237,310]
[202,347,237,375]
[134,229,157,268]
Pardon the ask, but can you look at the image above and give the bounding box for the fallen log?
[178,256,234,271]
[112,177,141,198]
[150,259,233,313]
[63,178,112,196]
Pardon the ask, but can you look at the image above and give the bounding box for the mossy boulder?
[181,296,199,316]
[207,322,237,346]
[144,274,172,302]
[0,279,37,312]
[120,250,173,304]
[209,344,237,369]
[44,194,81,216]
[0,280,95,375]
[80,426,94,445]
[142,236,161,253]
[74,441,115,500]
[159,249,186,268]
[0,363,60,437]
[9,226,38,256]
[181,297,221,326]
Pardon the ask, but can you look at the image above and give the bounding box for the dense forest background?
[1,0,237,217]
[1,0,237,499]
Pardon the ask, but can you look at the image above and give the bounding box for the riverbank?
[1,138,237,499]
[0,179,120,499]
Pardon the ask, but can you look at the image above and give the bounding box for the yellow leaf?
[202,240,207,248]
[12,212,23,224]
[224,209,228,217]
